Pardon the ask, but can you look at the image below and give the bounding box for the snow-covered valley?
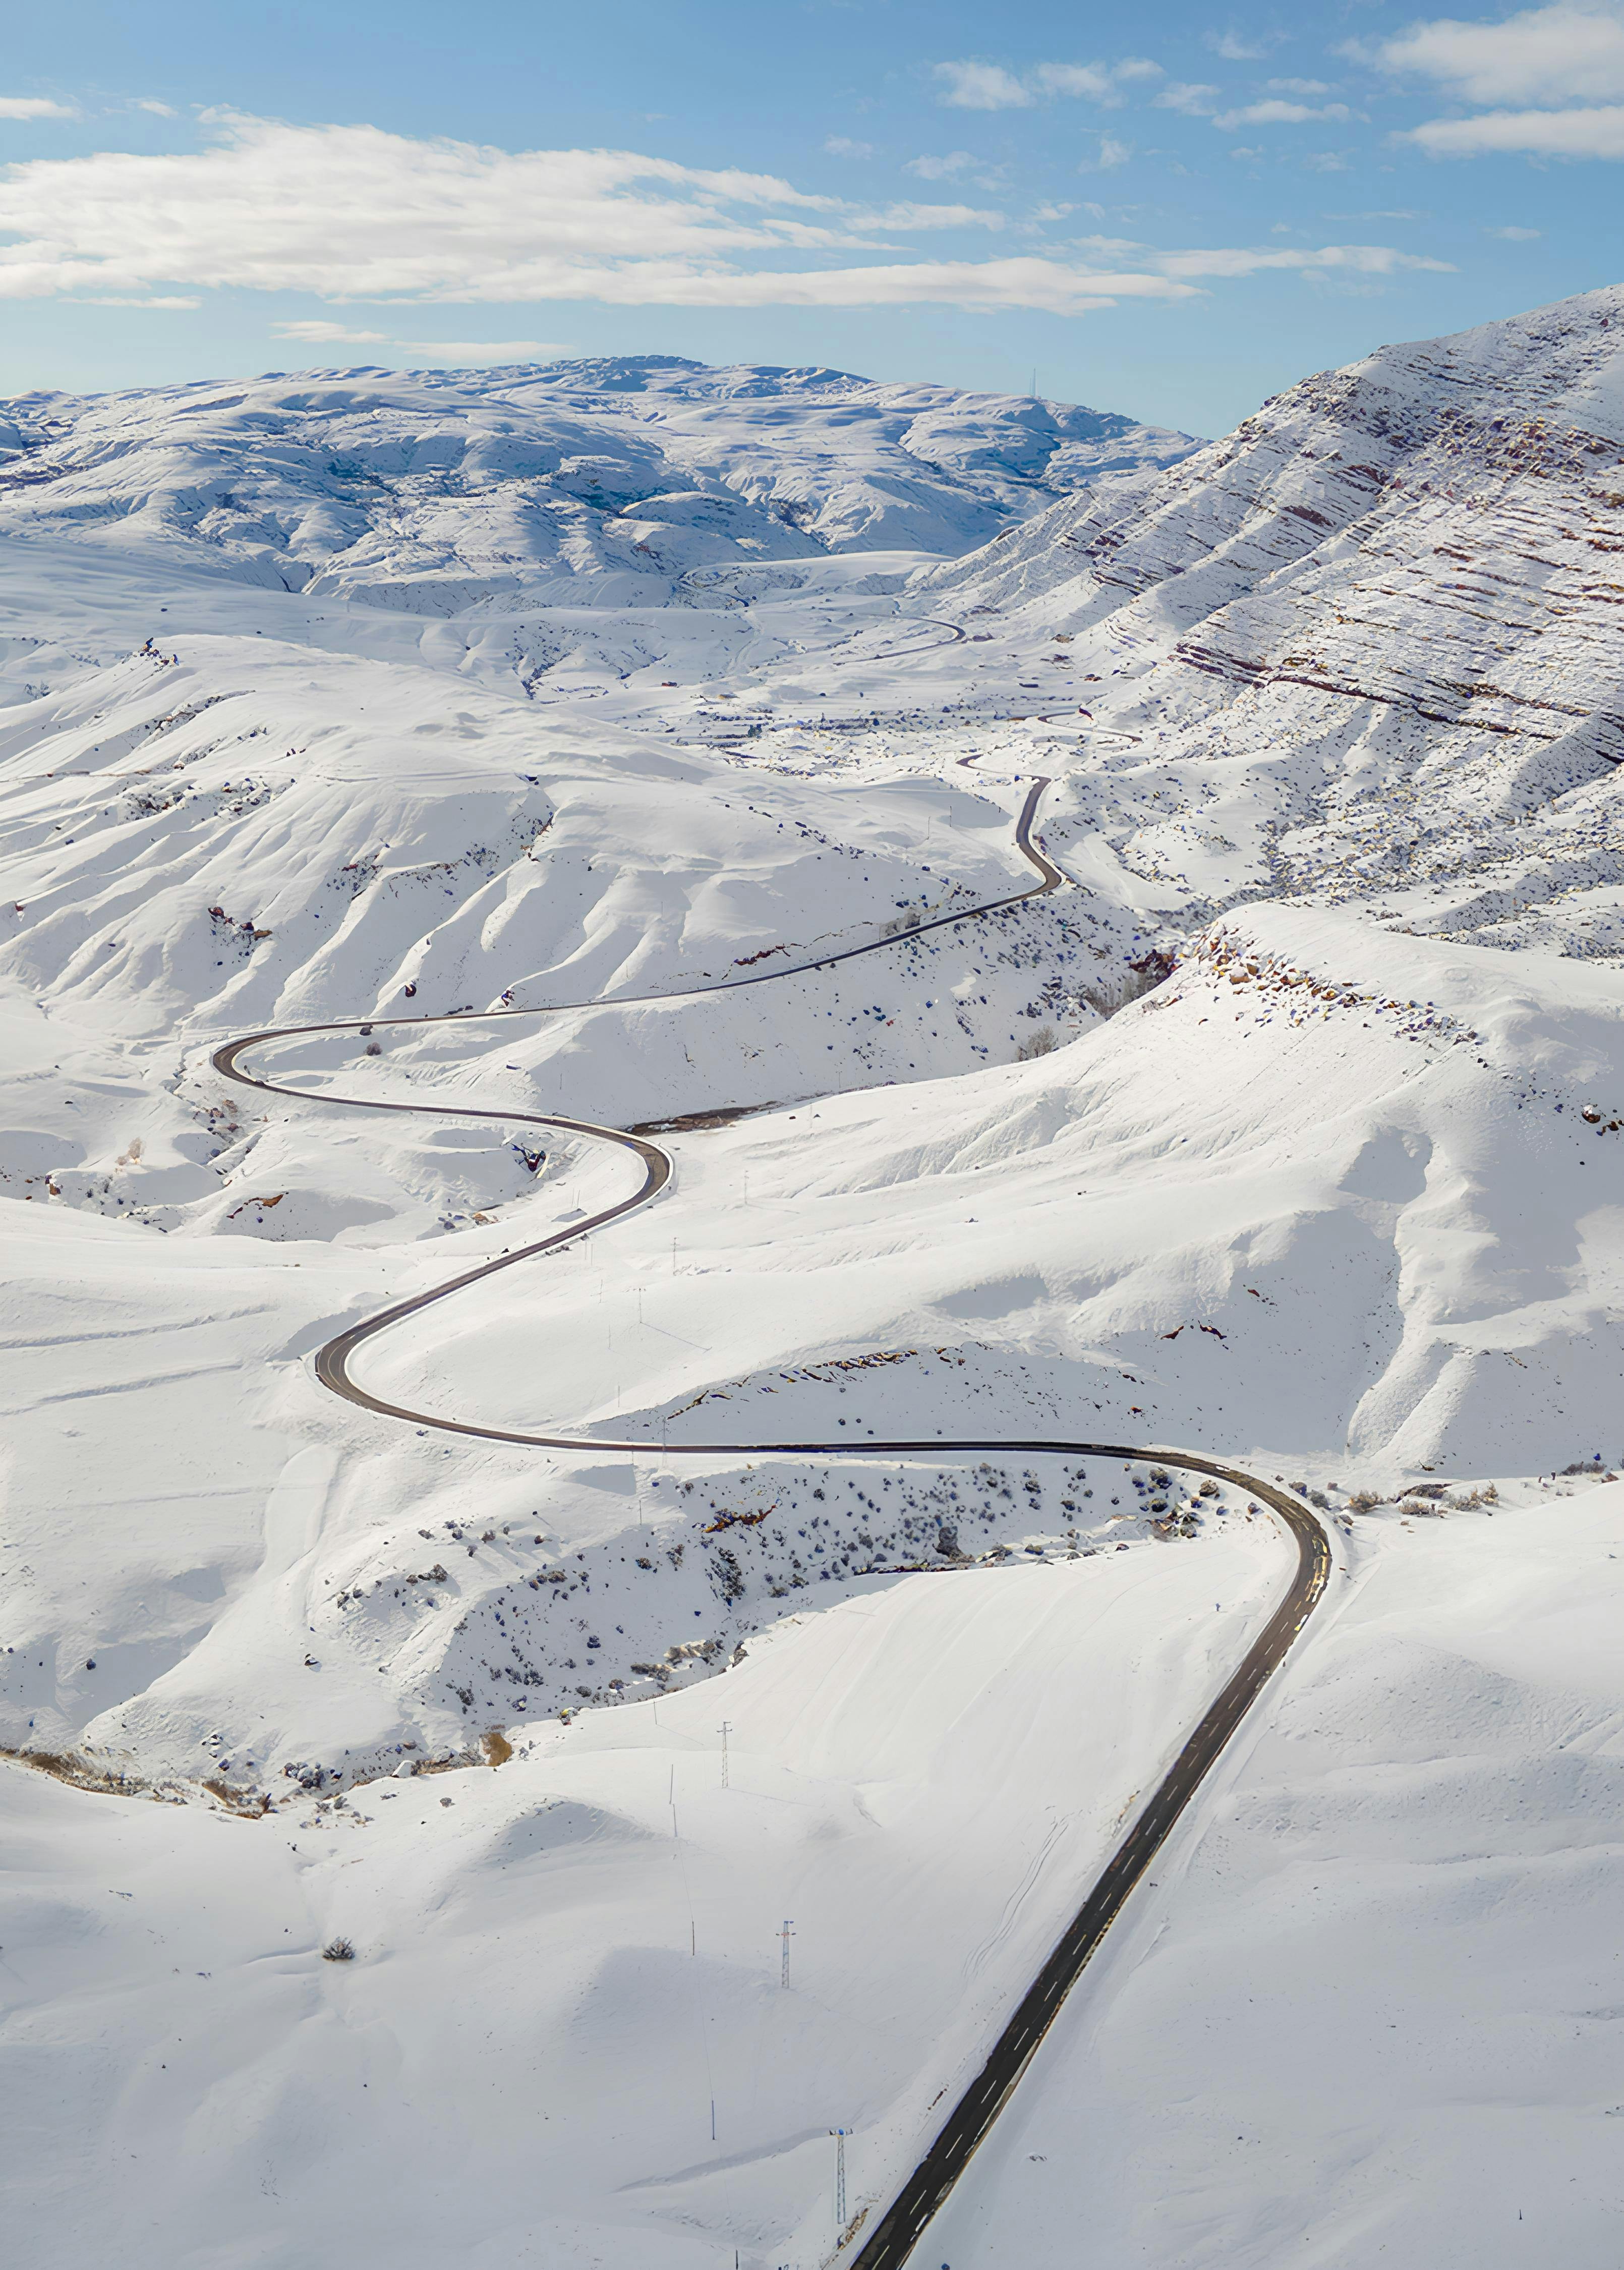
[3,315,1622,2268]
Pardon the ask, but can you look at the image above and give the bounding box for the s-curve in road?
[211,756,1064,1408]
[211,764,1332,2268]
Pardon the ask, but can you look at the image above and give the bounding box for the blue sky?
[3,0,1622,433]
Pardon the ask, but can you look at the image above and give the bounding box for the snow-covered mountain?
[3,304,1622,2270]
[918,283,1624,960]
[0,355,1199,609]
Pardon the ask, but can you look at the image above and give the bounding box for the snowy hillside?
[0,356,1199,609]
[917,282,1624,961]
[2,303,1622,2270]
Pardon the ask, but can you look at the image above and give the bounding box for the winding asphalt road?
[212,755,1331,2267]
[212,762,1059,1430]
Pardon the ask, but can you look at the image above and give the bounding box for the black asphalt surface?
[844,1452,1329,2268]
[212,751,1331,2267]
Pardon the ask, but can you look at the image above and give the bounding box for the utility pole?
[779,1918,795,1988]
[718,1720,733,1788]
[831,2128,848,2235]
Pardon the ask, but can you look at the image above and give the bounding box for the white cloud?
[933,61,1032,109]
[1485,221,1543,236]
[1229,145,1264,160]
[1372,3,1624,105]
[271,318,571,361]
[905,151,978,179]
[129,99,178,118]
[1213,99,1354,128]
[1267,78,1333,96]
[1207,30,1275,61]
[396,341,572,362]
[1083,135,1134,172]
[0,115,1041,306]
[80,293,200,308]
[1370,5,1624,161]
[1033,62,1116,100]
[1154,241,1454,278]
[1407,101,1624,155]
[824,136,874,158]
[1303,150,1353,172]
[654,257,1193,311]
[861,201,1006,231]
[1073,232,1149,255]
[0,113,1447,322]
[0,113,1196,315]
[1155,83,1220,115]
[272,319,393,343]
[0,95,77,120]
[933,56,1159,110]
[267,328,574,366]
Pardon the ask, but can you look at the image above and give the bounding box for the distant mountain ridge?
[0,355,1200,612]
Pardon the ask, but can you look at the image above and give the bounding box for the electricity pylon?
[831,2128,849,2234]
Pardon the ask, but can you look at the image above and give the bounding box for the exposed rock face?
[921,285,1624,959]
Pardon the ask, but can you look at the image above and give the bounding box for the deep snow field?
[3,325,1622,2267]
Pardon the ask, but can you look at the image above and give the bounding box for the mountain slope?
[917,283,1624,960]
[0,357,1199,610]
[4,301,1624,2270]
